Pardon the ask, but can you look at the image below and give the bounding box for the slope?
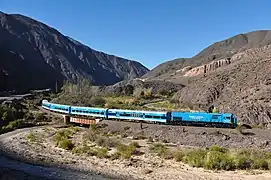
[0,11,149,92]
[143,30,271,83]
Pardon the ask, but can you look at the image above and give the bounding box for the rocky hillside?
[143,30,271,83]
[155,30,271,126]
[0,11,149,92]
[102,78,184,96]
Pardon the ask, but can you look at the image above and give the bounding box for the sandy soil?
[98,120,271,151]
[1,126,271,180]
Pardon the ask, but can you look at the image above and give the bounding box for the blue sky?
[1,0,271,69]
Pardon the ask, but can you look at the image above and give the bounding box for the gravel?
[99,120,271,150]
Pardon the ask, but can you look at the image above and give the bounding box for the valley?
[1,8,271,180]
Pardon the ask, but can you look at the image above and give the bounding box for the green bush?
[234,156,252,169]
[26,132,36,142]
[169,146,271,171]
[173,150,185,162]
[149,143,172,159]
[58,139,74,150]
[53,129,73,146]
[35,112,47,122]
[95,147,109,158]
[2,111,9,121]
[251,159,269,170]
[89,96,106,107]
[182,149,207,167]
[72,145,91,155]
[204,151,235,170]
[116,142,139,159]
[4,119,24,130]
[208,145,228,153]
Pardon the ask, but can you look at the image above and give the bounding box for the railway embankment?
[1,121,271,180]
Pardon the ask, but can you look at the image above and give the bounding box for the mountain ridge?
[142,30,271,81]
[0,11,149,92]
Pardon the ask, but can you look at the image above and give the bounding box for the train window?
[120,113,132,117]
[212,115,219,119]
[145,115,163,119]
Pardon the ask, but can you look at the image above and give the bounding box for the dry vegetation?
[0,100,52,134]
[23,124,271,172]
[52,79,187,111]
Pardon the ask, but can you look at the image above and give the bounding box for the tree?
[123,84,134,95]
[90,96,106,107]
[2,111,9,121]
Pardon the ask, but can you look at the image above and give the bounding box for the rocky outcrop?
[183,58,231,77]
[101,79,184,96]
[0,11,149,92]
[143,30,271,80]
[172,44,271,125]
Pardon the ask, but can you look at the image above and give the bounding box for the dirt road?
[0,127,115,180]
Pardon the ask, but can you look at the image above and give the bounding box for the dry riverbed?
[1,124,271,180]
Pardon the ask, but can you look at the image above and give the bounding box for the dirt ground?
[96,119,271,150]
[1,124,271,180]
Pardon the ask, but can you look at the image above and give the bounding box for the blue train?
[41,100,238,128]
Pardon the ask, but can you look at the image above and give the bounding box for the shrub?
[89,96,105,107]
[35,112,47,122]
[116,142,139,159]
[204,151,235,170]
[2,111,9,121]
[24,112,34,120]
[234,156,252,169]
[58,139,74,150]
[53,129,73,145]
[68,126,80,132]
[149,143,172,158]
[89,124,97,132]
[94,135,120,148]
[251,159,269,170]
[123,85,134,95]
[173,150,185,162]
[4,119,24,130]
[72,145,90,155]
[95,147,109,158]
[143,89,153,99]
[182,149,207,167]
[208,145,228,153]
[26,132,36,142]
[110,152,121,160]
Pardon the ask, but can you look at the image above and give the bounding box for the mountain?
[143,30,271,84]
[0,11,149,92]
[143,30,271,125]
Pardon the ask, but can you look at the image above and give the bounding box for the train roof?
[71,105,107,111]
[50,102,70,107]
[171,111,234,116]
[108,108,168,114]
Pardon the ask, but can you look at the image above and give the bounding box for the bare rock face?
[143,30,271,80]
[0,11,149,92]
[172,44,271,125]
[139,30,271,126]
[183,58,232,77]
